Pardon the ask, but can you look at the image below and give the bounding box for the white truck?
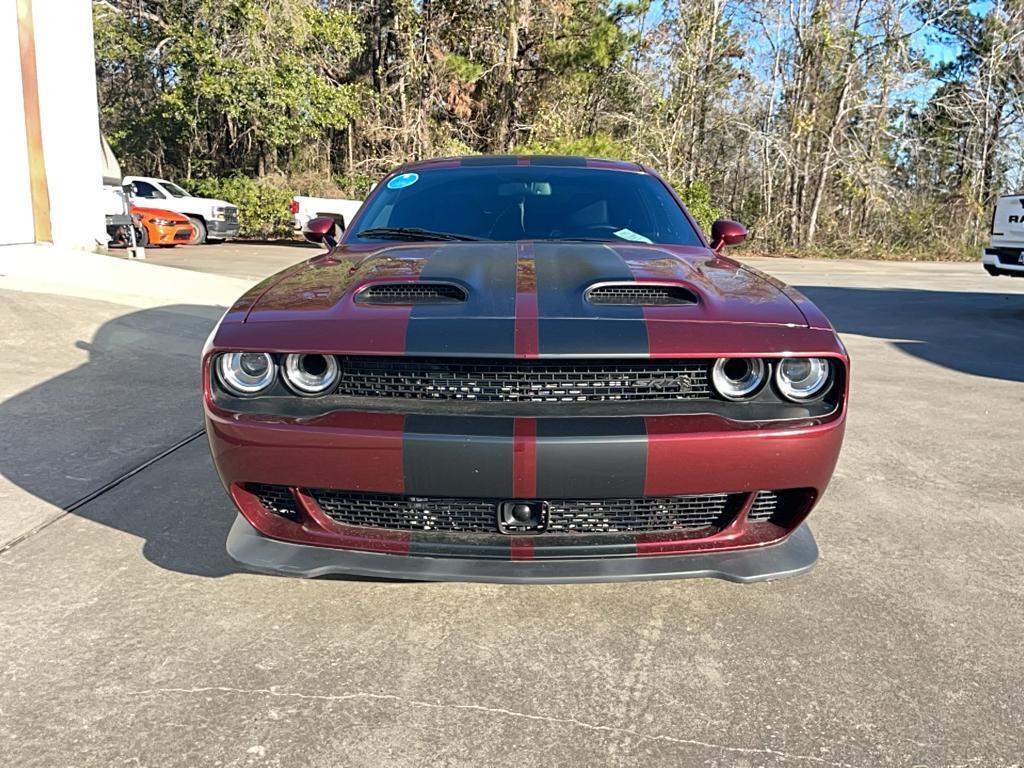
[123,175,240,244]
[982,193,1024,278]
[290,195,363,233]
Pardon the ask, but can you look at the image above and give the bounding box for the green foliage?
[333,173,381,200]
[94,0,365,178]
[442,54,487,83]
[524,134,630,159]
[190,176,293,239]
[93,0,1022,258]
[672,180,724,236]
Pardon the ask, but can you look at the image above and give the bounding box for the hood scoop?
[356,282,467,305]
[586,283,698,306]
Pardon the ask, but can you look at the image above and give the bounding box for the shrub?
[190,176,293,239]
[671,179,724,236]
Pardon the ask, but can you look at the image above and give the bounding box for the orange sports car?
[131,206,195,247]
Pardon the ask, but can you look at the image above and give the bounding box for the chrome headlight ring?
[281,353,340,396]
[774,357,832,401]
[711,358,768,400]
[216,352,276,396]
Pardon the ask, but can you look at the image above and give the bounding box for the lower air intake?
[747,490,778,522]
[309,490,738,534]
[248,483,299,518]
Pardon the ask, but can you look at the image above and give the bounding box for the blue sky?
[918,1,994,66]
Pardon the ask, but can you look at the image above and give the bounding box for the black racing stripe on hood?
[403,415,515,498]
[404,244,518,356]
[527,155,587,167]
[533,242,649,357]
[459,155,519,166]
[535,417,648,498]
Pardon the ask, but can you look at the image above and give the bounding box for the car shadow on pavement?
[0,304,241,578]
[797,286,1024,383]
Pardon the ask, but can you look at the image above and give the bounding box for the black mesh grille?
[314,492,496,532]
[357,283,466,305]
[747,490,778,522]
[335,357,712,402]
[546,494,731,533]
[587,284,697,305]
[311,490,736,534]
[249,483,299,518]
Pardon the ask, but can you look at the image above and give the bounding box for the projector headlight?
[216,352,276,395]
[282,353,340,396]
[711,358,767,400]
[775,357,832,401]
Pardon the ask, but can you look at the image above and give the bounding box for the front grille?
[546,495,730,533]
[357,283,466,305]
[314,491,495,532]
[173,229,191,240]
[335,357,712,402]
[223,206,239,222]
[248,483,299,518]
[747,490,778,522]
[587,284,697,305]
[310,490,735,534]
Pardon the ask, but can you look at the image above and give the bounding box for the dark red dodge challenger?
[204,156,848,583]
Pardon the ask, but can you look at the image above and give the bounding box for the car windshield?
[347,165,703,245]
[163,182,190,198]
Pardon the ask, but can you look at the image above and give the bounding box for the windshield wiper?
[355,227,482,242]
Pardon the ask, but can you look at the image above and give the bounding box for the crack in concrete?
[126,685,859,767]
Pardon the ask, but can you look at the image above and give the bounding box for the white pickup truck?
[290,195,363,233]
[123,175,240,244]
[982,193,1024,278]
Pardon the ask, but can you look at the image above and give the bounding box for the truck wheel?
[186,216,207,245]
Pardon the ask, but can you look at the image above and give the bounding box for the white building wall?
[0,0,105,250]
[31,0,106,249]
[0,2,34,246]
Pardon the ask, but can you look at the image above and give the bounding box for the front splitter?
[226,514,818,584]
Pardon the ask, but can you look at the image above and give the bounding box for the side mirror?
[710,219,747,253]
[304,216,340,248]
[122,182,137,196]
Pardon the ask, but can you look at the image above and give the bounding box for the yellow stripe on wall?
[16,0,52,244]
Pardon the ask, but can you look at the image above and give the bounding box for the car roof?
[394,155,646,174]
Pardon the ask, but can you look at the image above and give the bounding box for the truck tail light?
[289,199,299,214]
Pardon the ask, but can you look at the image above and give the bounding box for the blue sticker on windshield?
[387,172,419,190]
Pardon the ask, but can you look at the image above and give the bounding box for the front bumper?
[227,513,818,583]
[207,219,240,238]
[982,247,1024,277]
[206,403,845,581]
[150,224,195,245]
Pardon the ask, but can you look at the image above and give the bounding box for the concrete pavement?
[1,245,1023,766]
[109,239,320,281]
[0,245,252,547]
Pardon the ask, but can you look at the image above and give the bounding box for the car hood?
[227,242,823,357]
[131,206,190,223]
